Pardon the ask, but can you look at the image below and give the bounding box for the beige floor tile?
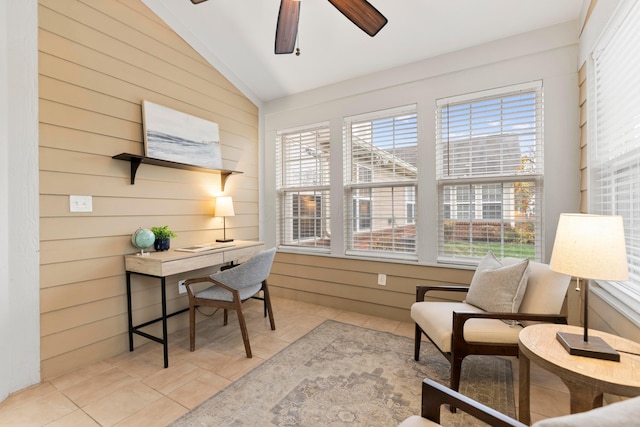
[0,382,57,413]
[45,409,100,426]
[334,310,373,326]
[308,304,345,319]
[179,345,240,372]
[143,361,206,395]
[363,316,401,333]
[106,341,156,367]
[206,351,266,382]
[61,368,137,408]
[277,312,326,331]
[166,371,231,409]
[0,390,77,426]
[393,321,415,339]
[241,334,289,359]
[114,397,188,427]
[50,361,114,391]
[529,383,570,418]
[267,323,313,343]
[115,349,169,380]
[82,381,163,427]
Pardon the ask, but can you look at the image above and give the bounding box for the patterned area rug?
[170,320,515,426]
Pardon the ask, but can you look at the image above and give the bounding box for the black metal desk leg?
[161,277,169,368]
[126,271,134,351]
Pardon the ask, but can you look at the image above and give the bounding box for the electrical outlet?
[377,273,387,286]
[178,279,187,294]
[69,195,93,212]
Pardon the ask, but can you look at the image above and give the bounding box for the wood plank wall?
[269,253,475,322]
[38,0,259,379]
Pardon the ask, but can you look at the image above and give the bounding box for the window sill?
[591,284,640,329]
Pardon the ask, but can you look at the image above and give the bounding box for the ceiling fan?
[189,0,388,55]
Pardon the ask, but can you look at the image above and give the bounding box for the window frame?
[343,105,418,259]
[276,124,331,251]
[436,81,544,264]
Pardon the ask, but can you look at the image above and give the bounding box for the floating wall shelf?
[112,153,242,190]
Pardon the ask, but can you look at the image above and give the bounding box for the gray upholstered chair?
[399,378,640,427]
[184,247,276,357]
[411,255,571,393]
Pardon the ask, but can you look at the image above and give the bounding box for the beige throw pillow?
[465,252,530,315]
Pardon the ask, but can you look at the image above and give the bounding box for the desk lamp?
[215,196,235,243]
[550,213,628,361]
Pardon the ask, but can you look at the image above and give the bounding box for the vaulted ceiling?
[142,0,584,103]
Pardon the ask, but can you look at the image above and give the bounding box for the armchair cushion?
[532,397,640,427]
[398,415,439,427]
[465,252,530,316]
[410,301,522,353]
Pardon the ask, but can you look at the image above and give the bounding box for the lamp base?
[216,238,234,243]
[556,331,620,362]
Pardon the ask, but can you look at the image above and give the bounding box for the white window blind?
[590,1,640,322]
[344,105,418,256]
[436,82,544,263]
[276,125,331,249]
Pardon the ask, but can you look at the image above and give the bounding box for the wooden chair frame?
[411,378,527,427]
[414,285,566,394]
[184,275,275,358]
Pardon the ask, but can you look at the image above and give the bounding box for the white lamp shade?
[215,196,235,217]
[550,213,628,281]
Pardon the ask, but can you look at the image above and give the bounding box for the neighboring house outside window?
[589,2,640,324]
[276,125,331,250]
[344,105,418,257]
[436,81,544,263]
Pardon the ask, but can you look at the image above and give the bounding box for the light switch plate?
[70,195,93,212]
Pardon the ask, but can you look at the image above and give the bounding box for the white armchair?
[411,255,571,393]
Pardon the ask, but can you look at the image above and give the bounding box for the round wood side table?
[518,324,640,425]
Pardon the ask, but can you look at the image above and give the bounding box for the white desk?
[124,240,264,367]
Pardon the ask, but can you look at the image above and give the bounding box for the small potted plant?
[151,225,177,251]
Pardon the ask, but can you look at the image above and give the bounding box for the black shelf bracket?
[112,153,242,190]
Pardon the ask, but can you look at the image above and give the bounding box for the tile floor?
[0,297,572,426]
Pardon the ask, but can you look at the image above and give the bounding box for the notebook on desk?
[175,243,235,253]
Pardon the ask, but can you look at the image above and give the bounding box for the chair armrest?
[416,284,470,301]
[183,276,237,299]
[421,378,526,426]
[453,311,567,324]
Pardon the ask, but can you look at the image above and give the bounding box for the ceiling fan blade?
[190,0,208,4]
[327,0,387,37]
[275,0,301,54]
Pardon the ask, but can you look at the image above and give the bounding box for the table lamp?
[549,213,628,361]
[215,196,235,242]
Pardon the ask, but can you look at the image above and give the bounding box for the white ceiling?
[143,0,585,104]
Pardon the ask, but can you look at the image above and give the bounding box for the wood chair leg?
[263,282,276,330]
[235,303,252,358]
[414,323,422,361]
[450,355,463,392]
[223,308,228,326]
[189,305,196,352]
[449,355,464,412]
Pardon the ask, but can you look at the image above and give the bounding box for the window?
[590,2,640,323]
[436,82,543,262]
[344,105,418,256]
[277,125,330,249]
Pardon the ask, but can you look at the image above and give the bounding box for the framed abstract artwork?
[141,100,222,169]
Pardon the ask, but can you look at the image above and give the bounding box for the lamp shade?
[550,213,628,281]
[215,196,235,217]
